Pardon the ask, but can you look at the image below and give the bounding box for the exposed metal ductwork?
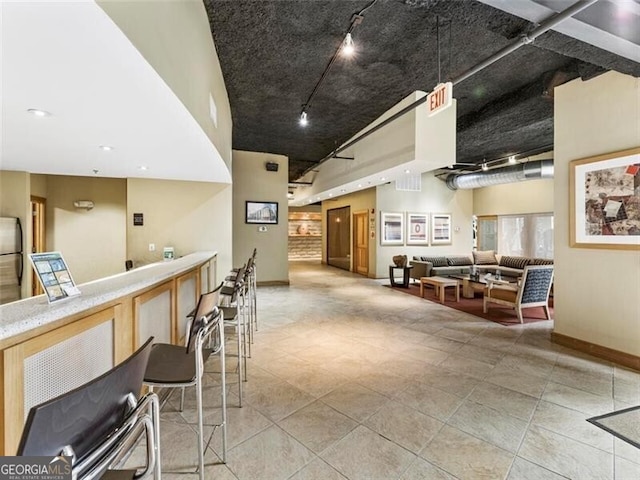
[446,160,554,190]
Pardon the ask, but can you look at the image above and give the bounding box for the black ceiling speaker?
[265,162,279,172]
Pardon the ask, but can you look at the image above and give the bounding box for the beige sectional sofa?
[409,251,553,282]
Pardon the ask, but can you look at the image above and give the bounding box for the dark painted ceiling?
[204,0,640,182]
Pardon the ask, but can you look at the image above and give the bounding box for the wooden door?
[353,211,368,276]
[30,196,46,296]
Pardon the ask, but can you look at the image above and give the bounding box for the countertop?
[0,251,217,344]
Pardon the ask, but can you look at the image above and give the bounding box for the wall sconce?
[73,200,94,210]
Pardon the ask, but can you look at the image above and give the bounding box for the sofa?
[409,250,553,282]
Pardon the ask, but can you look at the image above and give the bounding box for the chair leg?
[219,325,227,463]
[517,307,524,324]
[483,297,488,313]
[236,312,243,407]
[150,393,162,480]
[179,387,185,412]
[195,375,205,480]
[543,305,551,320]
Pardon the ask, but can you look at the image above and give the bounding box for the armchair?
[483,265,554,323]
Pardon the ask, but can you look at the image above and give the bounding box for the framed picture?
[380,211,404,245]
[406,212,429,245]
[431,213,452,245]
[570,147,640,250]
[245,201,278,224]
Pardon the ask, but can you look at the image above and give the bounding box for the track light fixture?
[299,110,308,127]
[508,155,517,164]
[342,33,355,56]
[481,162,489,171]
[296,0,377,127]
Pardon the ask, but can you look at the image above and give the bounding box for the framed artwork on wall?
[380,211,404,245]
[431,213,452,245]
[406,213,429,245]
[570,147,640,250]
[245,201,278,224]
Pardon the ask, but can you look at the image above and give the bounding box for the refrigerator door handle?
[17,217,23,286]
[18,253,23,287]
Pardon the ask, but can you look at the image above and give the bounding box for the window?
[497,213,553,258]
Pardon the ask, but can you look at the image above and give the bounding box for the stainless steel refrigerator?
[0,217,23,304]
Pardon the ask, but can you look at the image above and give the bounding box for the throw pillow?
[420,256,448,267]
[532,258,554,265]
[447,255,473,266]
[499,256,530,269]
[473,250,497,265]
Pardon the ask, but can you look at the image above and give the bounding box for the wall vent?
[396,174,421,191]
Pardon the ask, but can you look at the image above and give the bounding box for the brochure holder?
[29,252,80,303]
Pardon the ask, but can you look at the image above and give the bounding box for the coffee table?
[419,276,460,303]
[448,274,518,298]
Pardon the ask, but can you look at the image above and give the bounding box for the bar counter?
[0,251,217,455]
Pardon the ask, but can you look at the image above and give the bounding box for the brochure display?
[29,252,80,303]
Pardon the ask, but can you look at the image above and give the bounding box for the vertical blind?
[497,213,554,259]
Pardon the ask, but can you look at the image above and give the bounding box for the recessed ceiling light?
[98,145,114,151]
[27,108,51,117]
[138,166,148,171]
[380,177,385,181]
[357,183,362,188]
[340,189,346,193]
[404,169,410,174]
[329,193,333,197]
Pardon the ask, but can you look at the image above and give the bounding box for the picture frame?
[431,213,452,245]
[245,201,278,224]
[569,147,640,250]
[380,211,404,245]
[406,212,429,245]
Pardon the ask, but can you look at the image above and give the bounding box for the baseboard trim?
[256,280,290,286]
[551,332,640,371]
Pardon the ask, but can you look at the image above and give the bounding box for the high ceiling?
[205,0,640,182]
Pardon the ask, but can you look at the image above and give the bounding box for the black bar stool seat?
[144,344,213,385]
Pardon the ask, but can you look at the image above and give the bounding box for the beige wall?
[46,176,127,284]
[30,174,47,199]
[321,188,377,275]
[473,179,553,216]
[98,0,232,169]
[554,71,640,356]
[0,171,31,298]
[126,178,232,280]
[376,172,474,278]
[232,151,288,283]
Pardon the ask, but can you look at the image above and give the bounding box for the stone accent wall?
[288,211,322,260]
[288,235,321,260]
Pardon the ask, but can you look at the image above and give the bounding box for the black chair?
[18,338,160,480]
[144,287,227,480]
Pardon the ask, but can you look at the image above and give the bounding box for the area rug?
[385,283,553,326]
[587,406,640,449]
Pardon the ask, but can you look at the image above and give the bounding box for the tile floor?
[132,261,640,479]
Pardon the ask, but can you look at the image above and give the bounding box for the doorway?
[327,206,350,271]
[353,211,368,276]
[30,196,46,296]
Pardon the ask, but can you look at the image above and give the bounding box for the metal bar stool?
[143,288,227,480]
[18,338,161,480]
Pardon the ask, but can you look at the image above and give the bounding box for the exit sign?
[427,82,453,117]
